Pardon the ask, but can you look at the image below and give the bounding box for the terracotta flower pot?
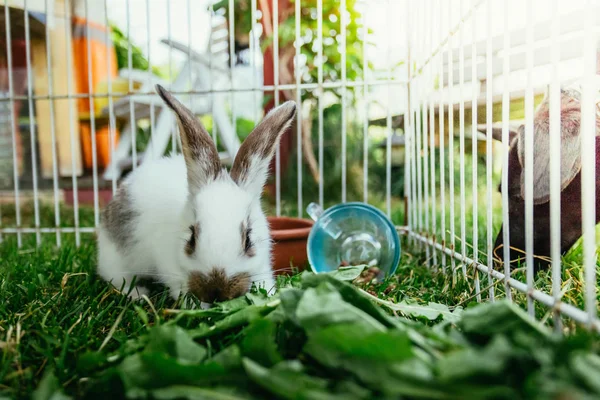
[268,216,314,275]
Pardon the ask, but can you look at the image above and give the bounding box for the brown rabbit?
[488,88,600,272]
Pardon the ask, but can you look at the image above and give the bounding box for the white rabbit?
[97,84,296,304]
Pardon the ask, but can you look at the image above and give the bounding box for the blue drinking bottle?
[306,202,401,277]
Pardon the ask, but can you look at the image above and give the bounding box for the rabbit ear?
[156,85,221,196]
[230,101,297,197]
[517,89,582,204]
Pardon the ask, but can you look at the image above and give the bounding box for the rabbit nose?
[188,269,252,303]
[188,268,229,303]
[204,288,229,303]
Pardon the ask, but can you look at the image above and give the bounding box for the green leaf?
[373,299,462,323]
[437,335,513,381]
[296,283,387,334]
[458,300,550,340]
[149,385,250,400]
[170,296,253,323]
[303,322,413,389]
[304,322,413,364]
[145,325,207,364]
[277,287,305,325]
[300,274,399,329]
[32,370,72,400]
[442,384,517,400]
[326,265,367,281]
[243,358,328,400]
[571,352,600,394]
[215,296,253,313]
[117,351,242,393]
[300,273,444,358]
[211,345,244,370]
[240,319,283,367]
[245,291,272,306]
[563,222,600,265]
[189,301,280,339]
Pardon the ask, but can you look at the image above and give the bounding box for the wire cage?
[0,0,599,333]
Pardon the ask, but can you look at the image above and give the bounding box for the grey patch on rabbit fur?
[101,183,139,251]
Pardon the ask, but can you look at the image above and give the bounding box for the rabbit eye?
[241,222,255,257]
[185,223,199,256]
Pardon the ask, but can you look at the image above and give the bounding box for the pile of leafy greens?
[35,267,600,400]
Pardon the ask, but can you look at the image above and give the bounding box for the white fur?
[96,154,275,303]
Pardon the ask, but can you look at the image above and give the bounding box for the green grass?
[0,232,592,397]
[1,237,600,399]
[1,189,599,397]
[0,237,173,398]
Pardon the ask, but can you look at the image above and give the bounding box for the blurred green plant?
[214,0,373,89]
[279,103,391,208]
[215,0,378,204]
[110,23,167,79]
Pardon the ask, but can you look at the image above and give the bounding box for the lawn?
[1,225,600,398]
[1,195,600,399]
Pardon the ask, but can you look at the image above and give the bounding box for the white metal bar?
[1,227,97,234]
[524,0,535,315]
[439,0,447,271]
[443,12,600,87]
[409,1,418,239]
[429,4,437,266]
[274,0,281,216]
[580,0,598,326]
[448,4,457,279]
[485,0,495,301]
[458,0,467,277]
[501,0,512,301]
[549,0,562,333]
[23,0,42,244]
[105,0,118,195]
[385,0,393,217]
[228,0,237,179]
[251,0,259,127]
[66,0,80,245]
[2,80,407,101]
[187,0,195,143]
[43,0,62,246]
[146,0,156,158]
[413,0,485,80]
[404,0,413,245]
[84,0,99,231]
[4,4,23,246]
[414,86,422,234]
[362,6,369,204]
[409,230,600,333]
[471,0,480,301]
[423,0,431,265]
[415,72,423,240]
[295,0,303,217]
[127,0,137,172]
[416,0,424,240]
[317,0,324,207]
[341,0,348,203]
[212,3,220,146]
[167,0,176,153]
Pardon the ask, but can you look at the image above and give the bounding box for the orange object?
[79,121,119,169]
[72,17,120,170]
[71,16,118,113]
